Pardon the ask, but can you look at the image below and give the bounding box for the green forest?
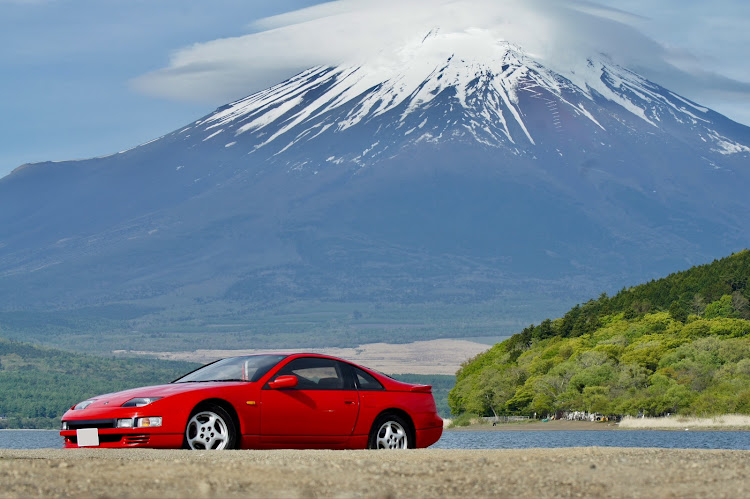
[449,250,750,418]
[0,338,199,429]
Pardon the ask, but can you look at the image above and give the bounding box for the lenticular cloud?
[132,0,667,103]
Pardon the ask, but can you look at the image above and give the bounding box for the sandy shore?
[619,414,750,430]
[0,447,747,498]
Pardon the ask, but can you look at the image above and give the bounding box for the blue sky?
[2,0,749,179]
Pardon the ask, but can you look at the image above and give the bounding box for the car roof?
[227,352,429,391]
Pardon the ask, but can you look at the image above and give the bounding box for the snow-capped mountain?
[0,28,748,337]
[188,32,748,164]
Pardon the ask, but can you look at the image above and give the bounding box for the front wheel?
[368,413,412,449]
[184,404,237,450]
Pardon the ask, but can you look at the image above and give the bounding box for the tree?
[732,291,750,319]
[704,295,735,319]
[669,302,689,323]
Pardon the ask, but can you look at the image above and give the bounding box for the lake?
[2,429,749,450]
[434,430,750,450]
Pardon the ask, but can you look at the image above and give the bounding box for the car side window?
[271,357,353,390]
[354,367,384,391]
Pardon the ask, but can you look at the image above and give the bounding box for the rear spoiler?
[410,384,432,393]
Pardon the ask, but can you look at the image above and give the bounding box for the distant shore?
[446,415,750,431]
[447,420,619,431]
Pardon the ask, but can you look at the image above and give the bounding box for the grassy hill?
[449,250,750,418]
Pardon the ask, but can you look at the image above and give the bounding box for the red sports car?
[60,353,443,450]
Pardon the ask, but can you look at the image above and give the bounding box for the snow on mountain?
[156,28,749,172]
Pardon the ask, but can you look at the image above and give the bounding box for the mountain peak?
[177,27,749,170]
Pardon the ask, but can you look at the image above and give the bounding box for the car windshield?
[172,355,288,383]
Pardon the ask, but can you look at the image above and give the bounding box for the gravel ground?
[1,447,748,498]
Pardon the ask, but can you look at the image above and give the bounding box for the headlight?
[61,421,68,430]
[136,417,162,428]
[117,417,162,428]
[117,419,134,428]
[121,397,162,408]
[73,400,96,410]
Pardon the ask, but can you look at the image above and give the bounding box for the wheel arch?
[371,408,416,448]
[191,398,242,449]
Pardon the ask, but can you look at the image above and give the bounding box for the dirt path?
[1,447,747,498]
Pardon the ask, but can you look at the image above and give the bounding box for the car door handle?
[344,400,356,404]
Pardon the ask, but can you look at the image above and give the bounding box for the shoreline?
[447,420,620,431]
[446,418,750,432]
[1,447,748,497]
[618,414,750,430]
[0,429,58,432]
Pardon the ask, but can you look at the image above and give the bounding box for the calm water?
[433,430,750,450]
[2,429,749,450]
[0,430,61,449]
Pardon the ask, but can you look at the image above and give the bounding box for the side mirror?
[268,375,298,390]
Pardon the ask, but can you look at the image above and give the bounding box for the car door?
[260,357,360,445]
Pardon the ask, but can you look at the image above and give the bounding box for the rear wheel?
[368,413,412,449]
[184,404,237,450]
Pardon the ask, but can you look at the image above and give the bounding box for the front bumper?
[60,403,185,449]
[60,428,183,448]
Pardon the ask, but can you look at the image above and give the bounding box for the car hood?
[75,382,244,409]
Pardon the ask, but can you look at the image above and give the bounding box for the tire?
[184,404,237,450]
[367,413,413,449]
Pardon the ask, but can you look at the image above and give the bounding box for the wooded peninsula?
[449,250,750,420]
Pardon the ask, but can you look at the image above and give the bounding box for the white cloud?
[595,0,750,124]
[131,0,750,125]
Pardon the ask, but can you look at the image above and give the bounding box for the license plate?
[76,428,100,447]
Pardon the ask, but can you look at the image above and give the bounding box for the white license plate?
[76,428,100,447]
